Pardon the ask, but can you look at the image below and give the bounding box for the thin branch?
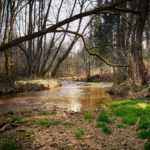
[54,30,132,68]
[0,0,140,52]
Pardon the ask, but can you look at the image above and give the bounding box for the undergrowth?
[34,118,73,127]
[84,112,93,122]
[96,123,111,134]
[99,99,150,149]
[75,128,84,139]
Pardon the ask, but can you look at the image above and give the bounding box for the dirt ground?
[0,108,146,150]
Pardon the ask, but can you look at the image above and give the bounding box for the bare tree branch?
[0,0,140,52]
[54,30,132,68]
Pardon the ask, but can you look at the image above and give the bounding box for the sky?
[15,0,96,52]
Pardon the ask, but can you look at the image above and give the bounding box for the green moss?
[138,130,150,139]
[96,123,111,134]
[84,112,93,122]
[98,99,150,150]
[144,142,150,150]
[83,82,113,88]
[98,113,112,124]
[139,118,150,129]
[121,114,137,125]
[15,79,61,91]
[109,100,137,109]
[75,128,84,139]
[108,99,150,126]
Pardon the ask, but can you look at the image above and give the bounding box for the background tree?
[0,0,149,88]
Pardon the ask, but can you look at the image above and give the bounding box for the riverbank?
[108,80,150,99]
[0,77,61,94]
[15,79,61,92]
[0,81,119,114]
[0,99,149,150]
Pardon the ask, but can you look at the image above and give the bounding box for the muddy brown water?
[0,81,120,114]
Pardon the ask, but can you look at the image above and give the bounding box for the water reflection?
[0,81,119,113]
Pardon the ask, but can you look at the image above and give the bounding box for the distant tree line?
[0,0,149,86]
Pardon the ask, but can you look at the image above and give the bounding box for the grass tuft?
[63,120,74,127]
[121,114,137,125]
[12,115,24,123]
[117,123,126,128]
[138,130,150,139]
[144,142,150,150]
[96,123,111,134]
[84,112,93,122]
[98,113,112,124]
[75,128,84,139]
[35,118,62,126]
[34,118,73,127]
[1,141,22,150]
[139,118,150,129]
[0,130,33,150]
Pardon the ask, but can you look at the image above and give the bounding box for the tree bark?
[131,0,149,85]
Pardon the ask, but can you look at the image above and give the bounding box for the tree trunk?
[131,0,149,85]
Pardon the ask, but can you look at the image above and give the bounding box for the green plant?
[121,114,137,125]
[34,118,73,127]
[18,130,32,137]
[12,115,23,123]
[108,100,150,126]
[144,142,150,150]
[138,130,150,139]
[75,128,84,139]
[117,123,126,128]
[1,141,22,150]
[139,118,150,129]
[84,112,93,122]
[40,111,49,115]
[96,123,111,134]
[35,118,50,126]
[0,130,32,150]
[98,113,112,124]
[63,120,74,127]
[35,118,62,126]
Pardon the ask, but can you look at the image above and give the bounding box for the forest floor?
[0,99,150,150]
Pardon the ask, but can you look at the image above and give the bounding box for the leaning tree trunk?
[131,0,149,86]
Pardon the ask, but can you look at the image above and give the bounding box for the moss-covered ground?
[0,99,150,150]
[15,79,61,92]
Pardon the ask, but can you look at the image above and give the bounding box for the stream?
[0,81,120,114]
